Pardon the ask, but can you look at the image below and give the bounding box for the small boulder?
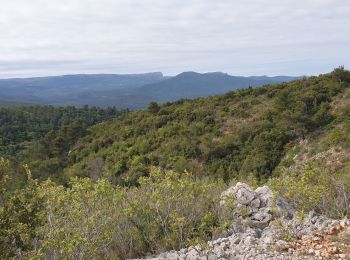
[251,208,273,223]
[235,183,256,205]
[250,198,261,209]
[221,182,256,206]
[255,186,273,207]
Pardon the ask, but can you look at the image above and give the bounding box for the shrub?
[270,163,350,218]
[124,167,226,254]
[0,166,45,259]
[18,168,228,259]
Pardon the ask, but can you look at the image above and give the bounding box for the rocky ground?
[136,183,350,260]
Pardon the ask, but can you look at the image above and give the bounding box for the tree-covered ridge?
[61,68,350,185]
[0,105,123,156]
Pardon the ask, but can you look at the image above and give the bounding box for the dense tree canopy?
[0,105,123,156]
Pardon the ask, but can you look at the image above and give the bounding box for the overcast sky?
[0,0,349,78]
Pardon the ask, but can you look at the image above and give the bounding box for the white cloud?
[0,0,349,77]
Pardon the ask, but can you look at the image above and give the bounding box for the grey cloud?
[0,0,349,78]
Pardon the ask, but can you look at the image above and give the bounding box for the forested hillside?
[1,67,350,259]
[0,105,123,156]
[60,68,349,186]
[0,106,124,189]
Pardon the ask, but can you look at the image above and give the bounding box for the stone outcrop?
[136,183,350,260]
[221,182,294,229]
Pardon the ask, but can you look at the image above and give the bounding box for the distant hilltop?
[0,71,300,109]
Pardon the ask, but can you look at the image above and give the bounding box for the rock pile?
[137,183,350,260]
[220,182,294,229]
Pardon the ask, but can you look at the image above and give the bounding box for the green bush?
[270,163,350,218]
[0,166,45,259]
[126,168,226,253]
[0,167,227,259]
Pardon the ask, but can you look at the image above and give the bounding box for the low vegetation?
[0,166,228,259]
[271,163,350,218]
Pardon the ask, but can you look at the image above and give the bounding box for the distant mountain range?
[136,72,299,102]
[0,72,300,109]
